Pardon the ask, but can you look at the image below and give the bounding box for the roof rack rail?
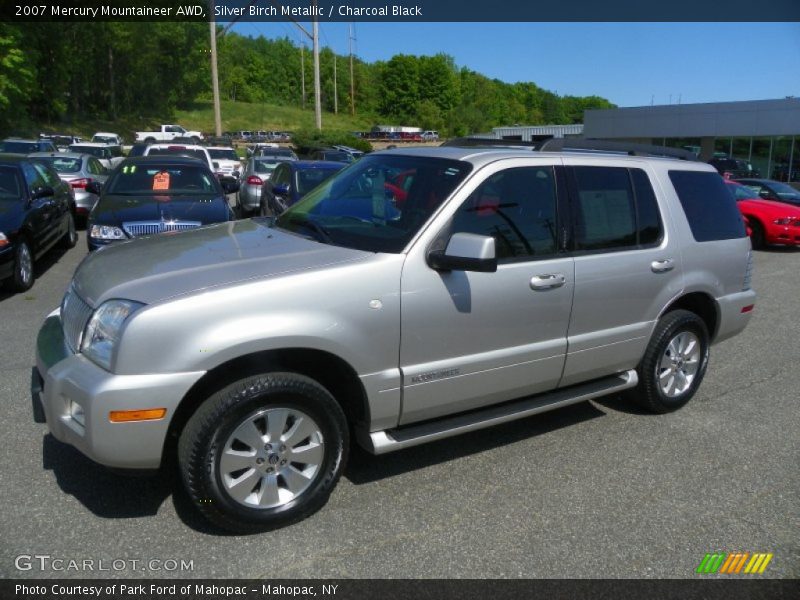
[440,137,539,150]
[442,136,698,161]
[536,138,699,161]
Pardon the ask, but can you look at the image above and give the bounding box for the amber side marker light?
[109,408,167,423]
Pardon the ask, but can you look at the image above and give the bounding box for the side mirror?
[31,186,55,201]
[212,161,220,169]
[221,180,240,194]
[85,181,103,195]
[272,183,290,196]
[428,233,497,273]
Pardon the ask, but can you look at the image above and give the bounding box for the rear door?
[559,159,683,386]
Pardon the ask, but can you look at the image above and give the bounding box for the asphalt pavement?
[0,232,798,579]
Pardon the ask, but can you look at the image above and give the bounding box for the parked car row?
[0,154,78,291]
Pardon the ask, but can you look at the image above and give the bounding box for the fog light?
[68,399,85,426]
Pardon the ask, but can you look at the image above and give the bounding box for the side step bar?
[359,370,638,455]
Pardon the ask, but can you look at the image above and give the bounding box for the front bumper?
[34,310,205,469]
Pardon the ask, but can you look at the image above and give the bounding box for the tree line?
[0,22,615,136]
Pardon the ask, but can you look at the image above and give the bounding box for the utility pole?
[312,1,321,130]
[333,55,338,114]
[349,23,355,116]
[209,0,222,136]
[300,41,306,109]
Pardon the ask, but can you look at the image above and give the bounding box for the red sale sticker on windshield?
[153,171,170,190]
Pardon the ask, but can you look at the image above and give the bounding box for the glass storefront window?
[731,138,751,161]
[750,137,772,180]
[771,136,794,182]
[714,138,732,158]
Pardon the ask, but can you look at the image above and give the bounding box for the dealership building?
[489,98,800,182]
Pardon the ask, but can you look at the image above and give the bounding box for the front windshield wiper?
[285,215,332,243]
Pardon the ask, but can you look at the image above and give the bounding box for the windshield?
[768,181,800,198]
[147,147,208,164]
[258,149,295,159]
[0,166,21,199]
[70,145,106,158]
[32,156,82,173]
[106,164,219,195]
[92,136,116,144]
[253,160,278,174]
[274,154,472,253]
[209,149,239,161]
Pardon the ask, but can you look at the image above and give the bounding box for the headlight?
[81,300,144,370]
[773,217,795,225]
[90,224,126,240]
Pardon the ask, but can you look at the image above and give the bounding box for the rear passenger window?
[669,171,746,242]
[631,169,663,246]
[449,166,558,262]
[572,166,663,251]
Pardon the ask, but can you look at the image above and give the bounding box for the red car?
[725,180,800,249]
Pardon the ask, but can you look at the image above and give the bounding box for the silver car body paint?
[35,147,756,468]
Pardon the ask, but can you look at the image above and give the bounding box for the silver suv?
[33,145,756,532]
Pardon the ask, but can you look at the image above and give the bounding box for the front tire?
[630,310,710,413]
[6,239,34,292]
[178,372,349,533]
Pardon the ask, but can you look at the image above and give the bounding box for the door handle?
[530,274,566,290]
[651,258,675,273]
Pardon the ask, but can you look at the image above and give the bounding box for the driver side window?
[448,166,559,262]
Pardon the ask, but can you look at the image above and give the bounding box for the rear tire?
[749,219,765,250]
[178,372,348,533]
[629,310,709,414]
[61,213,78,249]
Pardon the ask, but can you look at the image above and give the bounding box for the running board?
[360,370,638,455]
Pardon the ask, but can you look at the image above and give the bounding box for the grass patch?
[30,100,377,143]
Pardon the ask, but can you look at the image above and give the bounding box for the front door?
[399,162,575,425]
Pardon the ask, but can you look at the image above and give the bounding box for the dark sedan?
[261,160,345,216]
[733,178,800,207]
[0,154,77,292]
[86,156,238,251]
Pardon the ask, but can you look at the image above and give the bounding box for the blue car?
[261,160,345,216]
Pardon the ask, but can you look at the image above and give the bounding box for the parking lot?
[0,233,797,579]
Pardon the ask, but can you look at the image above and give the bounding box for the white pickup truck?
[134,124,203,144]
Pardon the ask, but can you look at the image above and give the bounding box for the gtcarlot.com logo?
[14,554,194,572]
[696,552,773,574]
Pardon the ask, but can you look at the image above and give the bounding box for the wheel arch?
[162,347,369,466]
[660,292,719,342]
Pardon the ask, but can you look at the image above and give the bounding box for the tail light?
[247,175,263,186]
[71,178,91,189]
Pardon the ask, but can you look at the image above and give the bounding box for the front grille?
[122,221,202,237]
[61,287,94,353]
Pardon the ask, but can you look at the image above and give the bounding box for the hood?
[92,193,229,226]
[72,218,372,306]
[739,198,800,216]
[0,199,24,232]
